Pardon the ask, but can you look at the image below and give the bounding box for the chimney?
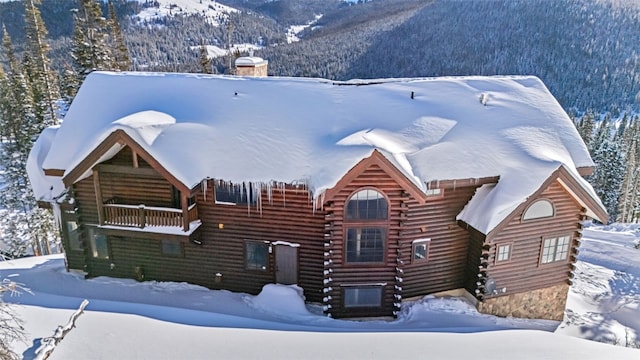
[234,56,268,77]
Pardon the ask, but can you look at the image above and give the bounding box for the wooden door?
[275,244,298,285]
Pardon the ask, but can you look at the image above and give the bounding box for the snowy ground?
[1,225,639,359]
[133,0,237,25]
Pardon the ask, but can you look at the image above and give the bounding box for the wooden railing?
[103,202,199,230]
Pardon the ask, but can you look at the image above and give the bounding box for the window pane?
[66,221,82,251]
[246,242,268,270]
[346,189,387,220]
[215,183,256,205]
[90,233,109,259]
[346,227,385,263]
[161,239,182,256]
[413,242,428,261]
[554,236,570,261]
[523,200,554,220]
[541,238,556,264]
[344,287,382,308]
[497,244,510,262]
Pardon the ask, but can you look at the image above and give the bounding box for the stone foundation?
[477,283,569,320]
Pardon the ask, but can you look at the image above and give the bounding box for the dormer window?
[522,199,554,221]
[345,189,388,264]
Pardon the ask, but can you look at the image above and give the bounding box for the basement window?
[161,239,183,257]
[343,286,383,308]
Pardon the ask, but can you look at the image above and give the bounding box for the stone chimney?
[235,56,268,77]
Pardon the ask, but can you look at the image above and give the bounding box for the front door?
[275,244,298,285]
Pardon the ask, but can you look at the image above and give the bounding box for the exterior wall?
[236,64,268,77]
[401,186,480,298]
[72,176,326,301]
[479,180,583,317]
[477,283,569,320]
[195,181,325,301]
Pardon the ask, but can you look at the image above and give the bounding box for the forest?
[1,0,640,259]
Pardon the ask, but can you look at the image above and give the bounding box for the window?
[346,189,388,220]
[346,228,385,263]
[65,221,82,251]
[412,239,430,262]
[161,239,183,257]
[425,188,443,197]
[344,286,383,308]
[345,189,388,264]
[89,230,109,259]
[541,235,571,264]
[523,199,554,220]
[215,182,256,205]
[246,241,269,271]
[496,243,511,262]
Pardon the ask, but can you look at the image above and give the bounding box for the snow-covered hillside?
[1,225,639,358]
[134,0,237,25]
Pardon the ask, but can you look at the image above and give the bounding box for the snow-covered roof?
[235,56,268,66]
[28,71,603,233]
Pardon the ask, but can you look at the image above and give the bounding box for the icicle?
[51,202,63,228]
[202,179,208,202]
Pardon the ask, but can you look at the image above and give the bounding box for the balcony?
[101,198,199,232]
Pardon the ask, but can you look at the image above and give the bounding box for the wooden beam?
[181,192,189,232]
[132,149,139,168]
[93,169,105,226]
[43,168,65,177]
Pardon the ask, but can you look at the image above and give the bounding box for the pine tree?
[108,0,131,71]
[576,111,595,150]
[23,0,60,128]
[0,27,57,257]
[199,39,212,74]
[589,120,625,221]
[71,0,114,87]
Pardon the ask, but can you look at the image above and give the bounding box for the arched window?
[346,189,388,220]
[522,199,554,221]
[345,189,388,263]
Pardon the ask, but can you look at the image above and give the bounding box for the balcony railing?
[102,202,198,231]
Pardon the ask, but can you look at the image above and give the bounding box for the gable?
[483,166,607,239]
[62,129,192,195]
[323,150,427,205]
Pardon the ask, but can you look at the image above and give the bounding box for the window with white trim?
[523,199,554,220]
[343,286,383,308]
[496,244,511,262]
[345,189,388,264]
[412,239,430,262]
[541,235,571,264]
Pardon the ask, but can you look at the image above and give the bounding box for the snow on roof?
[30,71,601,233]
[235,56,268,66]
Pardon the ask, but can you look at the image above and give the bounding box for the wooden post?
[181,192,189,232]
[138,205,146,228]
[132,150,139,168]
[93,169,105,226]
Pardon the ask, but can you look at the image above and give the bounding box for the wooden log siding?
[401,185,481,299]
[324,163,409,318]
[195,181,326,300]
[103,145,152,168]
[483,180,583,297]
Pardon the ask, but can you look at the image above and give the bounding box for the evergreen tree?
[108,0,131,71]
[0,27,57,257]
[576,111,595,150]
[71,0,114,87]
[589,120,625,221]
[199,39,212,74]
[23,0,60,127]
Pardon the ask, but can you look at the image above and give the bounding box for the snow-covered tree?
[0,27,58,257]
[108,0,131,71]
[0,279,27,360]
[589,120,625,221]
